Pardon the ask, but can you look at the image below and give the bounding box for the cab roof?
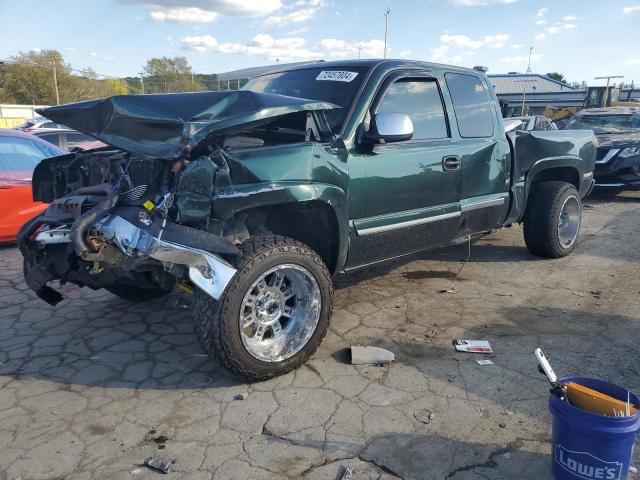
[252,59,486,78]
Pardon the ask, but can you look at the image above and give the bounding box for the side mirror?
[368,112,414,143]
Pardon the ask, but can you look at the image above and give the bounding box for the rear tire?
[523,181,581,258]
[192,233,333,381]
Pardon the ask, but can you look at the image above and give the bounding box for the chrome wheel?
[558,195,580,249]
[239,264,321,363]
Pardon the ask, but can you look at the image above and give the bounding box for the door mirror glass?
[369,112,414,143]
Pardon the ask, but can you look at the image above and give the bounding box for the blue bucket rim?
[549,377,640,433]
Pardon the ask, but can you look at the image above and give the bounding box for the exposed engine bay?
[18,90,336,306]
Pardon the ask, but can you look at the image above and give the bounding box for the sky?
[1,0,639,85]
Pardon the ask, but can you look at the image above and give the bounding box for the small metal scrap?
[144,457,175,474]
[339,466,353,480]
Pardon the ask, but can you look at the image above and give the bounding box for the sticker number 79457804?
[316,71,359,82]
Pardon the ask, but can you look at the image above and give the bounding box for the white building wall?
[0,104,50,119]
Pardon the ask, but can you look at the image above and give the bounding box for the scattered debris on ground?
[143,458,175,474]
[339,466,353,480]
[350,346,395,365]
[476,359,494,366]
[454,340,493,353]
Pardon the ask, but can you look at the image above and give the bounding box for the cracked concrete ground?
[0,191,639,480]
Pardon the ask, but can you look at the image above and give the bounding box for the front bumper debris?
[19,205,238,306]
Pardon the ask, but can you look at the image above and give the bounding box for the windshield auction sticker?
[316,71,359,82]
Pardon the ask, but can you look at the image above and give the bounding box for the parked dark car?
[19,60,595,380]
[562,107,640,189]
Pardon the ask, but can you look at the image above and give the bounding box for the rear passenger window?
[375,79,448,140]
[445,73,494,138]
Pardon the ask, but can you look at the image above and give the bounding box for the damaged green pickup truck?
[19,60,595,380]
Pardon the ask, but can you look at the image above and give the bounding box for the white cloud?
[547,23,576,34]
[180,34,218,52]
[501,54,542,64]
[89,52,115,61]
[536,7,548,17]
[535,19,546,25]
[429,45,450,62]
[399,50,412,58]
[150,7,219,23]
[440,33,510,49]
[117,0,282,17]
[622,4,640,13]
[535,32,546,40]
[264,7,316,27]
[510,43,524,49]
[440,34,482,49]
[483,34,510,48]
[626,59,640,65]
[287,26,309,35]
[563,15,577,21]
[263,0,326,28]
[179,32,383,62]
[446,0,516,5]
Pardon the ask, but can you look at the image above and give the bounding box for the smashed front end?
[18,91,337,305]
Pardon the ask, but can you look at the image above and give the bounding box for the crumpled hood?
[38,91,338,159]
[595,132,640,150]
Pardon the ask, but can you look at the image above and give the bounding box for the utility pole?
[594,75,624,107]
[515,78,537,116]
[383,7,391,59]
[191,73,194,90]
[51,60,60,105]
[358,46,362,59]
[525,46,533,74]
[138,72,145,94]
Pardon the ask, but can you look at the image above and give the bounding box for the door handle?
[443,155,461,171]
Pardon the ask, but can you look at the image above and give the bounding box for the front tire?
[523,181,582,258]
[192,234,333,381]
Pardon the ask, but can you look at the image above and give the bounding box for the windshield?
[564,114,640,134]
[243,66,369,132]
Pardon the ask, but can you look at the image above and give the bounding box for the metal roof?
[488,74,577,94]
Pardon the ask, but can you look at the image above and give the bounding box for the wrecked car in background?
[19,60,595,380]
[562,107,640,189]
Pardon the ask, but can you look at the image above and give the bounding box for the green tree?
[0,49,130,104]
[0,49,67,104]
[143,56,205,93]
[546,72,567,84]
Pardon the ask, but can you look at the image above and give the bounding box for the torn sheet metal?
[38,91,339,159]
[94,214,237,300]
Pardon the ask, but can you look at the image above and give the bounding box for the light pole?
[138,71,145,94]
[516,79,536,116]
[525,46,533,74]
[383,7,391,59]
[594,75,624,107]
[51,60,60,105]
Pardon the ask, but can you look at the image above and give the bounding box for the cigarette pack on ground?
[454,340,493,354]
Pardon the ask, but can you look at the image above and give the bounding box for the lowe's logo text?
[555,445,623,480]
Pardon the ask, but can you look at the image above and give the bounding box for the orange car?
[0,130,64,244]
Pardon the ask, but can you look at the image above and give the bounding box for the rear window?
[0,136,59,179]
[445,73,495,138]
[37,133,63,148]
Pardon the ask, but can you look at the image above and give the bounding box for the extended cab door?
[347,71,463,267]
[443,72,511,236]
